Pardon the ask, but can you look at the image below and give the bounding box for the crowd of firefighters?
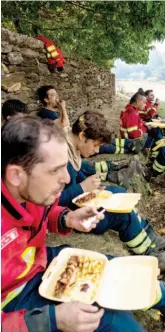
[36,34,165,179]
[120,88,165,178]
[1,36,165,332]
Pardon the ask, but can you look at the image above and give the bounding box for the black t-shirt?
[37,108,59,121]
[21,202,26,209]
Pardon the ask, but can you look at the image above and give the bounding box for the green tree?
[2,1,165,67]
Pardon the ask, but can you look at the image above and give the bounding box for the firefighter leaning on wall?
[36,35,65,72]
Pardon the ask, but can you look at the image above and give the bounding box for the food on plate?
[54,255,105,301]
[75,192,97,205]
[97,191,112,199]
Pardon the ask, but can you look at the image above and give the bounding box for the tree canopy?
[2,1,165,68]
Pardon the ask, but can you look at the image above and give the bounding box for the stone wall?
[1,28,115,123]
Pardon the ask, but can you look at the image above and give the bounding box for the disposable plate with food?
[39,248,159,310]
[72,190,141,213]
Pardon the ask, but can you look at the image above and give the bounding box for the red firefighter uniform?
[138,100,158,121]
[120,104,147,139]
[1,180,71,330]
[36,35,65,69]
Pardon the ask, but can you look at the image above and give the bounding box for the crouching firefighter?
[36,35,65,72]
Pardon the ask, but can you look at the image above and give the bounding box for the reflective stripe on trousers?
[125,229,151,254]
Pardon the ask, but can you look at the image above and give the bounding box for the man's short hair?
[2,99,28,120]
[145,90,153,96]
[130,92,145,104]
[72,111,112,144]
[37,85,54,106]
[1,116,66,178]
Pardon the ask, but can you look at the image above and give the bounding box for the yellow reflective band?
[51,51,59,58]
[153,160,165,173]
[47,45,56,52]
[95,162,102,174]
[149,107,156,112]
[127,126,138,133]
[120,139,125,147]
[146,108,152,113]
[152,139,165,151]
[16,247,36,279]
[1,283,26,309]
[115,147,120,154]
[114,138,119,153]
[120,147,125,154]
[115,138,120,153]
[131,237,152,254]
[156,138,165,146]
[47,53,51,58]
[120,127,127,132]
[126,229,147,248]
[100,161,108,173]
[151,151,159,158]
[120,128,128,138]
[116,138,119,146]
[143,281,162,311]
[100,173,107,181]
[139,110,146,114]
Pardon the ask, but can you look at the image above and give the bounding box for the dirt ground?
[47,93,165,331]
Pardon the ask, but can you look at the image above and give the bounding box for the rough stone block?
[7,52,24,65]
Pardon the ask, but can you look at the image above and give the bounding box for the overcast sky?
[154,40,165,52]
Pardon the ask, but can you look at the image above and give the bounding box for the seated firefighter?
[120,92,163,150]
[36,35,65,72]
[138,88,160,122]
[37,85,70,127]
[1,97,138,189]
[1,116,165,332]
[2,99,28,122]
[37,85,143,154]
[58,111,165,265]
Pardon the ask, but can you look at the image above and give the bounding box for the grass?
[159,101,165,118]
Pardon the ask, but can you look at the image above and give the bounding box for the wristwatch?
[58,209,70,231]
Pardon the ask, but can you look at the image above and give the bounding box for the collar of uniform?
[1,180,34,227]
[126,104,137,112]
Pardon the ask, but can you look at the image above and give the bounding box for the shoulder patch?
[1,228,19,249]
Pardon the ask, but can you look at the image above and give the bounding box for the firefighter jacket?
[36,35,65,68]
[1,180,71,330]
[120,104,147,139]
[139,100,158,121]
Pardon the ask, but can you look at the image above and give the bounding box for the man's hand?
[57,100,70,127]
[80,174,101,192]
[146,124,152,130]
[56,302,104,332]
[65,206,104,232]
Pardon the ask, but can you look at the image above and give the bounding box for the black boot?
[145,223,165,273]
[150,250,165,273]
[145,223,165,250]
[107,159,136,189]
[144,166,159,181]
